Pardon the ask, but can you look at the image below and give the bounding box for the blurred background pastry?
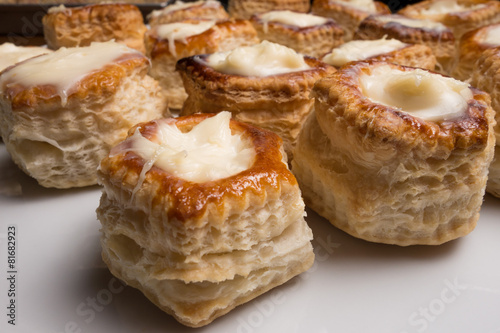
[0,41,169,188]
[292,61,495,245]
[148,0,229,26]
[250,10,344,58]
[42,3,147,53]
[97,112,314,327]
[228,0,310,19]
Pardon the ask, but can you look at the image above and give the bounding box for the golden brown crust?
[452,23,500,81]
[228,0,311,19]
[42,4,147,53]
[148,1,229,26]
[398,0,500,40]
[311,0,391,41]
[99,114,295,223]
[354,14,455,73]
[176,54,336,157]
[250,13,344,58]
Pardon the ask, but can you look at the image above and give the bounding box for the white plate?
[1,143,499,333]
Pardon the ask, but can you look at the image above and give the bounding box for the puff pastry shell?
[176,53,336,159]
[250,12,344,58]
[292,61,495,245]
[471,47,500,197]
[228,0,311,19]
[96,113,314,327]
[0,42,169,189]
[42,4,147,53]
[145,19,259,110]
[148,0,229,26]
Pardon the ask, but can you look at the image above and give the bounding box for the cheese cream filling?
[156,20,216,57]
[377,15,448,31]
[116,112,256,184]
[259,10,329,30]
[0,41,140,105]
[334,0,377,13]
[149,0,219,17]
[322,38,407,67]
[420,0,486,15]
[483,25,500,45]
[205,41,310,77]
[360,65,472,121]
[0,43,51,72]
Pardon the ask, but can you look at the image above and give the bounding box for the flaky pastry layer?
[228,0,311,19]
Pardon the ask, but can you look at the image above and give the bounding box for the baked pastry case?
[1,1,500,332]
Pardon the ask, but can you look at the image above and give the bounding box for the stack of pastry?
[250,10,344,58]
[96,112,314,327]
[176,41,336,158]
[292,61,495,245]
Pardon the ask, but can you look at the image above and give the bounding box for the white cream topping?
[360,64,472,121]
[156,20,216,57]
[322,38,407,67]
[420,0,486,15]
[483,25,500,45]
[259,10,329,29]
[149,0,219,18]
[334,0,377,13]
[0,43,51,72]
[47,4,69,14]
[118,112,256,183]
[377,15,448,31]
[0,41,140,105]
[205,41,310,77]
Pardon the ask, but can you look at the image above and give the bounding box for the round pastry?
[354,14,455,73]
[292,61,495,246]
[0,43,52,72]
[42,4,147,53]
[322,37,437,70]
[96,111,314,327]
[311,0,391,41]
[250,10,344,58]
[145,19,259,110]
[0,41,169,189]
[148,0,229,26]
[452,23,500,81]
[471,47,500,198]
[398,0,500,41]
[228,0,311,19]
[176,41,336,159]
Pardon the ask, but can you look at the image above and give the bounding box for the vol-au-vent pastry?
[452,23,500,81]
[311,0,391,41]
[145,19,259,110]
[96,112,314,327]
[398,0,500,41]
[42,4,147,53]
[0,41,169,189]
[354,14,455,73]
[471,47,500,198]
[176,41,336,158]
[228,0,311,19]
[0,43,52,72]
[322,37,437,70]
[148,0,229,26]
[292,61,495,246]
[250,10,344,58]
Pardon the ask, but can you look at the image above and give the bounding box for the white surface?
[0,143,499,333]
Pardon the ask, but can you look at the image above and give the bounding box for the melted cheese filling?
[149,0,219,17]
[119,112,256,183]
[377,15,448,31]
[420,0,486,15]
[0,41,140,105]
[360,65,472,121]
[0,43,51,72]
[483,25,500,45]
[205,41,310,77]
[322,38,407,67]
[259,10,329,29]
[156,20,216,57]
[334,0,377,13]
